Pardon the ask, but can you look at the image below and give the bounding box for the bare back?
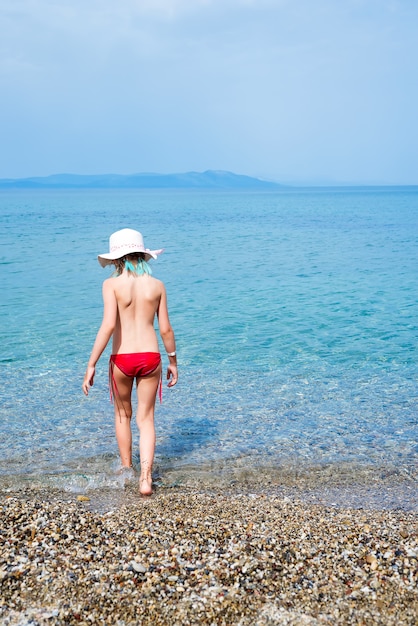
[108,273,163,354]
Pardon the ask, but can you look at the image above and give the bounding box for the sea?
[0,187,417,511]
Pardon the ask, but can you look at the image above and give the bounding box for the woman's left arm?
[82,279,117,395]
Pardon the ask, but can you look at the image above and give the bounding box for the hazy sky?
[1,0,417,184]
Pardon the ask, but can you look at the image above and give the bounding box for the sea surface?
[0,187,417,510]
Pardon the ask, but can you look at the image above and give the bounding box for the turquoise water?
[0,188,417,508]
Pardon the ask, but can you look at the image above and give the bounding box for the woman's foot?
[139,475,153,496]
[139,459,153,496]
[116,464,134,475]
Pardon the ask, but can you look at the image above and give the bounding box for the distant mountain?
[0,170,282,190]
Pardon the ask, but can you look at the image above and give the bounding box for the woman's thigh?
[112,365,134,418]
[136,363,162,418]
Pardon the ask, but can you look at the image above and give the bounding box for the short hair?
[113,253,151,276]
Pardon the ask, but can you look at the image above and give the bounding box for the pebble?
[0,488,417,625]
[129,561,147,574]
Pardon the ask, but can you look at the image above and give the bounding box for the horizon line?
[0,169,417,189]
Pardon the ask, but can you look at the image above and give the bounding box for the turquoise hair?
[124,258,152,276]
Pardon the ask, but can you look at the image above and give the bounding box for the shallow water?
[0,187,417,509]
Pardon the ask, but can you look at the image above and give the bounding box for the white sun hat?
[97,228,163,267]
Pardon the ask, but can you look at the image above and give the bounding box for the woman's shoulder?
[103,275,117,285]
[148,275,165,290]
[102,276,119,290]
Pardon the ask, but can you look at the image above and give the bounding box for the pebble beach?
[2,188,418,624]
[1,487,417,625]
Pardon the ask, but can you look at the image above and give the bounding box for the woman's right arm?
[157,283,178,388]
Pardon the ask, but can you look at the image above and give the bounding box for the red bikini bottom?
[109,352,162,404]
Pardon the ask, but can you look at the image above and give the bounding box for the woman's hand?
[82,366,96,396]
[166,364,178,387]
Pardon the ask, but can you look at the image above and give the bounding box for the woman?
[82,228,178,495]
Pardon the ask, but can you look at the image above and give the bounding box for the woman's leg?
[111,365,134,468]
[136,363,162,495]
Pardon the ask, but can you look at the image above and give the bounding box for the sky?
[1,0,417,184]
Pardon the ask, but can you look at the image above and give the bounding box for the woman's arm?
[157,284,178,388]
[82,279,118,395]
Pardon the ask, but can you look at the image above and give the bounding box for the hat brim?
[98,248,163,267]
